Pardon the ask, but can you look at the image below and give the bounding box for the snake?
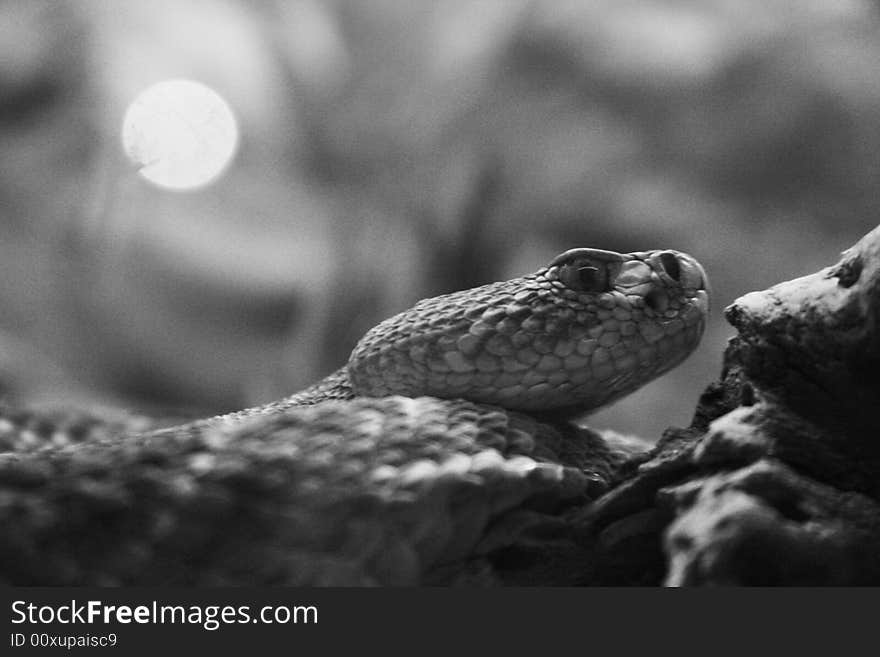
[0,247,709,585]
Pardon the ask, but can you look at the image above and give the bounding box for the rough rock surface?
[575,223,880,585]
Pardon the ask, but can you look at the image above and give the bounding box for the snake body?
[0,247,709,585]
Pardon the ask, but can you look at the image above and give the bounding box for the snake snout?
[653,250,709,294]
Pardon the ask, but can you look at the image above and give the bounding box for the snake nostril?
[659,252,681,281]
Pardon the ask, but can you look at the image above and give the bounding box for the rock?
[575,223,880,585]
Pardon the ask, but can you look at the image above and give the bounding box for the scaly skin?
[217,247,709,420]
[349,248,708,413]
[0,247,709,585]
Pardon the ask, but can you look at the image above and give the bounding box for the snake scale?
[0,247,709,585]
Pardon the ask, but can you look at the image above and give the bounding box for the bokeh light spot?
[121,79,239,190]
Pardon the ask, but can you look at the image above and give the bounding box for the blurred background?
[1,0,878,439]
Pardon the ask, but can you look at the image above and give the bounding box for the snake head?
[348,248,710,416]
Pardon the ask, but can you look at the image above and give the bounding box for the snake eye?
[558,260,610,293]
[659,252,681,281]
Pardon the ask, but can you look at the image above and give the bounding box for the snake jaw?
[347,248,710,417]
